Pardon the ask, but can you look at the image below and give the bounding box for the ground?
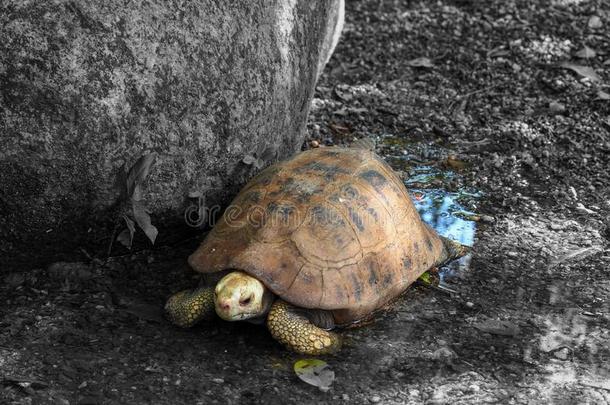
[1,0,609,404]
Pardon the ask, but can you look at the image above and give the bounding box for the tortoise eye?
[239,296,252,306]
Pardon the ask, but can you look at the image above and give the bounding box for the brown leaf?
[407,57,434,68]
[559,62,601,82]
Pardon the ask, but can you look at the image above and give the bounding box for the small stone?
[342,394,350,401]
[588,15,602,29]
[480,215,494,223]
[465,301,475,308]
[554,348,569,360]
[310,140,320,148]
[507,251,518,257]
[469,384,480,392]
[370,395,381,403]
[212,378,224,384]
[549,101,565,114]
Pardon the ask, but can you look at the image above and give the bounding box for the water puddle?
[381,138,480,287]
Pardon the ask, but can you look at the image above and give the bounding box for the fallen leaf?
[473,319,520,336]
[329,123,351,135]
[559,62,601,83]
[294,359,335,392]
[597,90,610,100]
[407,57,433,68]
[445,155,469,171]
[588,15,602,29]
[417,271,439,287]
[575,45,596,59]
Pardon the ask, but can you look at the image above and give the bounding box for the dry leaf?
[559,62,601,83]
[407,57,434,68]
[597,90,610,100]
[574,46,596,59]
[294,359,335,392]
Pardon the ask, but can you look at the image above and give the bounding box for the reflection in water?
[405,166,478,285]
[382,141,479,285]
[412,188,477,284]
[412,188,476,247]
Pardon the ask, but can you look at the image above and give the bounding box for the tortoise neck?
[260,289,276,316]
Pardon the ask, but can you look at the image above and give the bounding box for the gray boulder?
[0,0,343,270]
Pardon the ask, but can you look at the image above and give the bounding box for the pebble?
[554,348,569,360]
[342,394,350,401]
[480,215,494,223]
[212,378,224,384]
[370,395,381,403]
[465,301,475,308]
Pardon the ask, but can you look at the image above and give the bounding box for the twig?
[546,246,603,272]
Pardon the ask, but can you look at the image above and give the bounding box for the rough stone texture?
[0,0,344,270]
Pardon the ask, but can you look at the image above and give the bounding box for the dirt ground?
[2,0,609,404]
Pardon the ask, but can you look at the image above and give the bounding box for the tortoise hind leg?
[267,300,342,355]
[165,286,216,328]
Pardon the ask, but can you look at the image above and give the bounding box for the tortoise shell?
[188,147,449,324]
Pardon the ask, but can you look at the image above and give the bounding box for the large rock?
[0,0,344,270]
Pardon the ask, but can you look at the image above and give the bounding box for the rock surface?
[0,0,344,270]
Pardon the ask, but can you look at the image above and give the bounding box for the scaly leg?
[165,286,216,328]
[266,300,341,355]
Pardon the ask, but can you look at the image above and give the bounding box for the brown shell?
[188,147,450,324]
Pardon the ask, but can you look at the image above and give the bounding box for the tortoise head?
[214,271,272,321]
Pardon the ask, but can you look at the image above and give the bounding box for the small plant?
[242,144,277,170]
[109,153,158,254]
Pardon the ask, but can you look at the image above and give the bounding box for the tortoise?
[165,145,468,355]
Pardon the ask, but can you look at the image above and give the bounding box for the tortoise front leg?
[165,286,216,328]
[267,300,342,355]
